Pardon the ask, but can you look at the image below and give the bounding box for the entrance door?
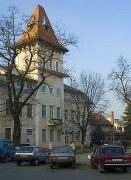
[27,129,33,145]
[5,128,11,140]
[64,130,69,145]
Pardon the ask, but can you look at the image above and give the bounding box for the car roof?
[53,146,72,149]
[100,145,124,148]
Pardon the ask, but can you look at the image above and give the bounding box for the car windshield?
[17,146,34,153]
[52,147,74,153]
[101,147,124,155]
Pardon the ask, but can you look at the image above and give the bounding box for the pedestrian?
[49,142,52,154]
[90,141,93,152]
[69,141,76,155]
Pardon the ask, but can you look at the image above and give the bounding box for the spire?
[17,4,68,52]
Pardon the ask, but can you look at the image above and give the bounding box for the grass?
[127,146,131,149]
[76,148,90,154]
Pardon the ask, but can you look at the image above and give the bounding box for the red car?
[90,145,131,173]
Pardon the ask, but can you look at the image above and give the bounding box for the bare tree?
[65,72,108,149]
[108,56,131,105]
[0,6,77,145]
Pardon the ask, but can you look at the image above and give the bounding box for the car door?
[91,147,97,165]
[38,147,47,162]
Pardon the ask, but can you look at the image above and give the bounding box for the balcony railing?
[47,118,62,126]
[38,63,69,78]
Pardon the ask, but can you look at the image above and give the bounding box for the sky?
[0,0,130,118]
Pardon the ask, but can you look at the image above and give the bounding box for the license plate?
[112,159,123,162]
[57,157,68,160]
[21,154,27,158]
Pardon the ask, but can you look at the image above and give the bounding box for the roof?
[16,5,68,52]
[95,117,113,126]
[64,84,81,94]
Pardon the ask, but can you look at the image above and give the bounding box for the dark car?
[90,145,131,173]
[15,146,48,166]
[49,146,76,169]
[0,139,15,162]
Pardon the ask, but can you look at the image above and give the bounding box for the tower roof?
[16,4,68,52]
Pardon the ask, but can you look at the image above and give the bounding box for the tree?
[0,6,77,145]
[123,104,131,140]
[91,125,105,146]
[108,56,131,105]
[65,72,108,149]
[109,56,131,142]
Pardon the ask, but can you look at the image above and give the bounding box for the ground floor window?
[42,129,46,142]
[57,130,61,142]
[64,130,69,145]
[49,129,54,142]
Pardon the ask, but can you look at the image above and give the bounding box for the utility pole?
[112,111,115,145]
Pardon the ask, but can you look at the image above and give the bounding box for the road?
[0,162,130,180]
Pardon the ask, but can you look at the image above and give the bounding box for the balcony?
[38,63,69,78]
[47,118,62,126]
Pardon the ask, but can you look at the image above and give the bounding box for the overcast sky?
[0,0,130,118]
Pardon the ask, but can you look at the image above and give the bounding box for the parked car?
[49,146,76,169]
[15,144,31,151]
[15,146,48,166]
[90,145,131,173]
[0,139,15,162]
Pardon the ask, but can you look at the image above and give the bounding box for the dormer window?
[42,17,50,31]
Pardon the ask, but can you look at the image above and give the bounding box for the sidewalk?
[76,153,90,165]
[126,148,131,154]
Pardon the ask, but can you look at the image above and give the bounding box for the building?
[64,84,91,146]
[0,4,68,148]
[107,111,125,144]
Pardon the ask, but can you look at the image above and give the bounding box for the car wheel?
[45,158,49,164]
[98,163,105,173]
[50,162,54,169]
[17,161,21,166]
[3,154,10,163]
[72,162,76,169]
[91,162,94,168]
[33,158,39,166]
[91,160,95,169]
[123,167,127,172]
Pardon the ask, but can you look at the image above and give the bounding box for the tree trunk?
[13,114,21,145]
[81,131,85,151]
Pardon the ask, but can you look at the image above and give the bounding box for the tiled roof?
[16,5,68,52]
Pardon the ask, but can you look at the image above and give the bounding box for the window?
[42,85,46,93]
[64,109,68,121]
[27,104,33,117]
[71,110,75,120]
[49,60,52,69]
[56,62,59,71]
[56,89,61,96]
[57,130,61,142]
[42,129,46,142]
[76,111,80,121]
[49,129,54,142]
[42,105,46,118]
[50,106,54,119]
[6,100,11,115]
[57,107,61,119]
[49,86,53,95]
[27,81,32,89]
[16,80,21,87]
